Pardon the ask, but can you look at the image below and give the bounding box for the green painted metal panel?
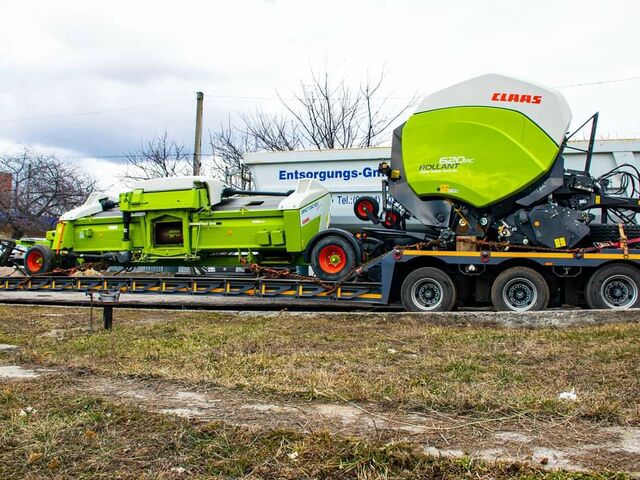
[55,216,145,253]
[120,188,207,212]
[402,107,559,208]
[271,229,285,245]
[190,216,287,251]
[256,230,271,246]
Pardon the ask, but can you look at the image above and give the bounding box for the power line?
[1,75,637,126]
[0,100,192,124]
[555,75,640,88]
[52,153,215,160]
[0,93,415,125]
[200,92,418,101]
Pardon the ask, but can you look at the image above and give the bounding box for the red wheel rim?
[26,250,44,272]
[356,200,373,218]
[318,245,347,274]
[383,211,399,227]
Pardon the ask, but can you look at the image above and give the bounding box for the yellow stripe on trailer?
[402,250,640,261]
[360,293,382,299]
[584,253,640,260]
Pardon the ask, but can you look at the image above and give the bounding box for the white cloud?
[0,0,638,159]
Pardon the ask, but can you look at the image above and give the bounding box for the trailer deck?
[0,274,383,303]
[1,247,638,319]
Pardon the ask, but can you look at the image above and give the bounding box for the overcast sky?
[1,0,638,190]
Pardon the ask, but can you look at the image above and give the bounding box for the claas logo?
[491,92,542,104]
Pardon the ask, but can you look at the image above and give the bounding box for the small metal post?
[103,306,113,330]
[96,291,120,331]
[88,292,94,333]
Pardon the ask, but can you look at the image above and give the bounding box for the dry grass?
[1,306,639,424]
[0,377,629,479]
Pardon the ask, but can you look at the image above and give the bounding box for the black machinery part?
[587,223,640,244]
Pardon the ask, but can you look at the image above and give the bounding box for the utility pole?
[193,91,204,175]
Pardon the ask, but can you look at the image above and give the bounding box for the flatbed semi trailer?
[1,246,639,312]
[6,74,640,315]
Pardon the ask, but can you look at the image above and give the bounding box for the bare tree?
[208,119,253,189]
[209,66,417,185]
[208,113,300,188]
[121,131,190,183]
[0,147,96,238]
[240,110,301,151]
[282,68,416,149]
[359,70,415,147]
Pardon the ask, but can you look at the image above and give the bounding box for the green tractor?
[14,176,361,280]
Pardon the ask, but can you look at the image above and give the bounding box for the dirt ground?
[1,365,638,475]
[0,305,638,478]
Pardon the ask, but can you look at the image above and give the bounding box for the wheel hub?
[411,279,443,310]
[329,253,342,266]
[26,252,44,272]
[317,244,348,275]
[503,278,537,311]
[601,275,636,308]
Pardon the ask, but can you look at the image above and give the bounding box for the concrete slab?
[0,365,39,379]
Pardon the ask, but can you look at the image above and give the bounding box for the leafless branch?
[120,131,190,184]
[0,147,96,237]
[183,66,418,189]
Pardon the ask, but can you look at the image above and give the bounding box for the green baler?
[21,176,340,275]
[355,73,640,252]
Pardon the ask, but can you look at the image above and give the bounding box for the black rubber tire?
[353,196,380,221]
[24,245,55,276]
[587,223,640,244]
[400,267,457,312]
[490,267,549,312]
[585,263,640,309]
[310,235,358,282]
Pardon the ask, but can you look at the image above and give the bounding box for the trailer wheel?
[382,209,401,229]
[491,267,549,312]
[310,235,357,281]
[353,196,379,221]
[401,267,457,312]
[585,263,640,309]
[24,245,54,276]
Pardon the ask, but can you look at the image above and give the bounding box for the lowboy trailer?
[1,244,639,314]
[3,74,640,314]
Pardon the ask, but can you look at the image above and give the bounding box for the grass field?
[0,305,638,478]
[1,306,638,424]
[0,377,629,479]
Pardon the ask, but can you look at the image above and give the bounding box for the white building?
[244,139,640,230]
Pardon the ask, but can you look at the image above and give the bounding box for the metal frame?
[0,275,383,303]
[563,112,599,174]
[0,249,640,305]
[0,247,637,314]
